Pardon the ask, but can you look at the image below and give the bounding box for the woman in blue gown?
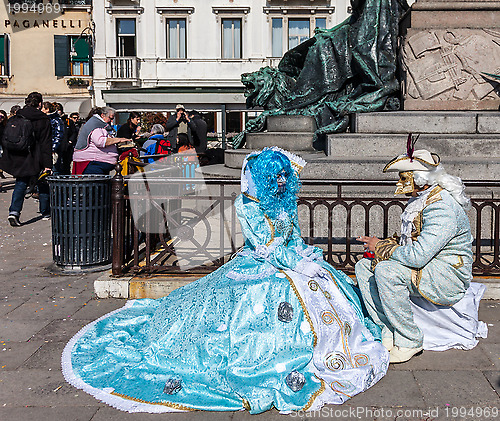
[62,147,389,414]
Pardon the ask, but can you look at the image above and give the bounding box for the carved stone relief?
[402,29,500,102]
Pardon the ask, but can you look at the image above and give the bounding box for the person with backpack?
[141,124,171,164]
[0,92,52,226]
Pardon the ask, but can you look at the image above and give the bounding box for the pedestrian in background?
[188,110,208,154]
[165,104,196,150]
[41,101,65,163]
[0,110,7,181]
[72,107,130,175]
[141,124,171,164]
[8,105,20,119]
[117,111,142,142]
[85,107,102,122]
[54,105,78,175]
[0,92,52,226]
[69,112,82,131]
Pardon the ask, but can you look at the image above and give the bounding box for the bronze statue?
[234,0,409,149]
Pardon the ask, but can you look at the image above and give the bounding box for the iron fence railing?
[111,176,500,277]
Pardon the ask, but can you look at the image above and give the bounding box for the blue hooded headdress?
[241,147,306,219]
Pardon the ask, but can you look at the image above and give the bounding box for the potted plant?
[67,78,89,87]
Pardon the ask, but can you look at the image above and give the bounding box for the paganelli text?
[4,20,84,29]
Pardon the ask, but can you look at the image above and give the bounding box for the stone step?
[267,115,316,132]
[198,163,240,179]
[303,156,500,180]
[95,273,500,300]
[327,133,500,158]
[224,150,324,170]
[225,150,254,169]
[246,131,316,151]
[352,111,500,134]
[225,149,500,180]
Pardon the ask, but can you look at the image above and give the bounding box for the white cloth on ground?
[410,282,488,351]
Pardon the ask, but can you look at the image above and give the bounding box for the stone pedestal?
[223,115,320,171]
[401,0,500,110]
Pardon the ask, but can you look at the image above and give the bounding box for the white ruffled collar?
[400,185,437,245]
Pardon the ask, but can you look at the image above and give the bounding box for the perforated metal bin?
[47,175,112,271]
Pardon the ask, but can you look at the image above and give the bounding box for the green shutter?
[4,35,9,76]
[54,35,69,77]
[0,35,4,64]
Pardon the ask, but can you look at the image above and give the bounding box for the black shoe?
[41,214,51,221]
[8,214,21,227]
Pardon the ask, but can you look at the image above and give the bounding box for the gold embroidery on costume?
[411,268,423,288]
[321,311,335,325]
[353,353,370,367]
[283,271,317,346]
[302,376,326,411]
[452,256,464,269]
[425,186,443,206]
[243,192,259,202]
[329,381,354,399]
[413,213,423,237]
[242,399,251,411]
[324,269,340,289]
[308,280,319,291]
[110,391,197,411]
[371,237,400,270]
[315,283,353,365]
[383,155,439,173]
[291,161,305,174]
[324,352,348,371]
[264,214,275,246]
[416,287,454,307]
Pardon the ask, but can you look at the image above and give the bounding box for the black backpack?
[2,115,35,154]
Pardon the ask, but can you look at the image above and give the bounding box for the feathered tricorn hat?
[383,134,440,173]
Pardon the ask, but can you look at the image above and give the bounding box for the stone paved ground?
[0,176,499,421]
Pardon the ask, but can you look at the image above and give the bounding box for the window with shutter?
[54,35,70,77]
[70,36,92,76]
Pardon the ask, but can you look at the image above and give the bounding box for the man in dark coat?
[188,110,208,154]
[0,92,52,226]
[165,104,196,151]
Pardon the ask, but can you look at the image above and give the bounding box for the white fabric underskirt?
[284,270,389,410]
[410,282,488,351]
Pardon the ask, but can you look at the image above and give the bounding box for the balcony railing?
[59,0,91,4]
[107,57,138,81]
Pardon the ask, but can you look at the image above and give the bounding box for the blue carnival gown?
[63,193,389,414]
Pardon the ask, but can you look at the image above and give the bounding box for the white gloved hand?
[300,261,326,278]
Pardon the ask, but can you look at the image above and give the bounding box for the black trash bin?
[47,175,113,271]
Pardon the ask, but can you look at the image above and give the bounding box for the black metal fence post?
[112,165,125,276]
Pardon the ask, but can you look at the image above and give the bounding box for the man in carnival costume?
[356,140,475,363]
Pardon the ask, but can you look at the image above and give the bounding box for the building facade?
[93,0,349,134]
[0,0,93,115]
